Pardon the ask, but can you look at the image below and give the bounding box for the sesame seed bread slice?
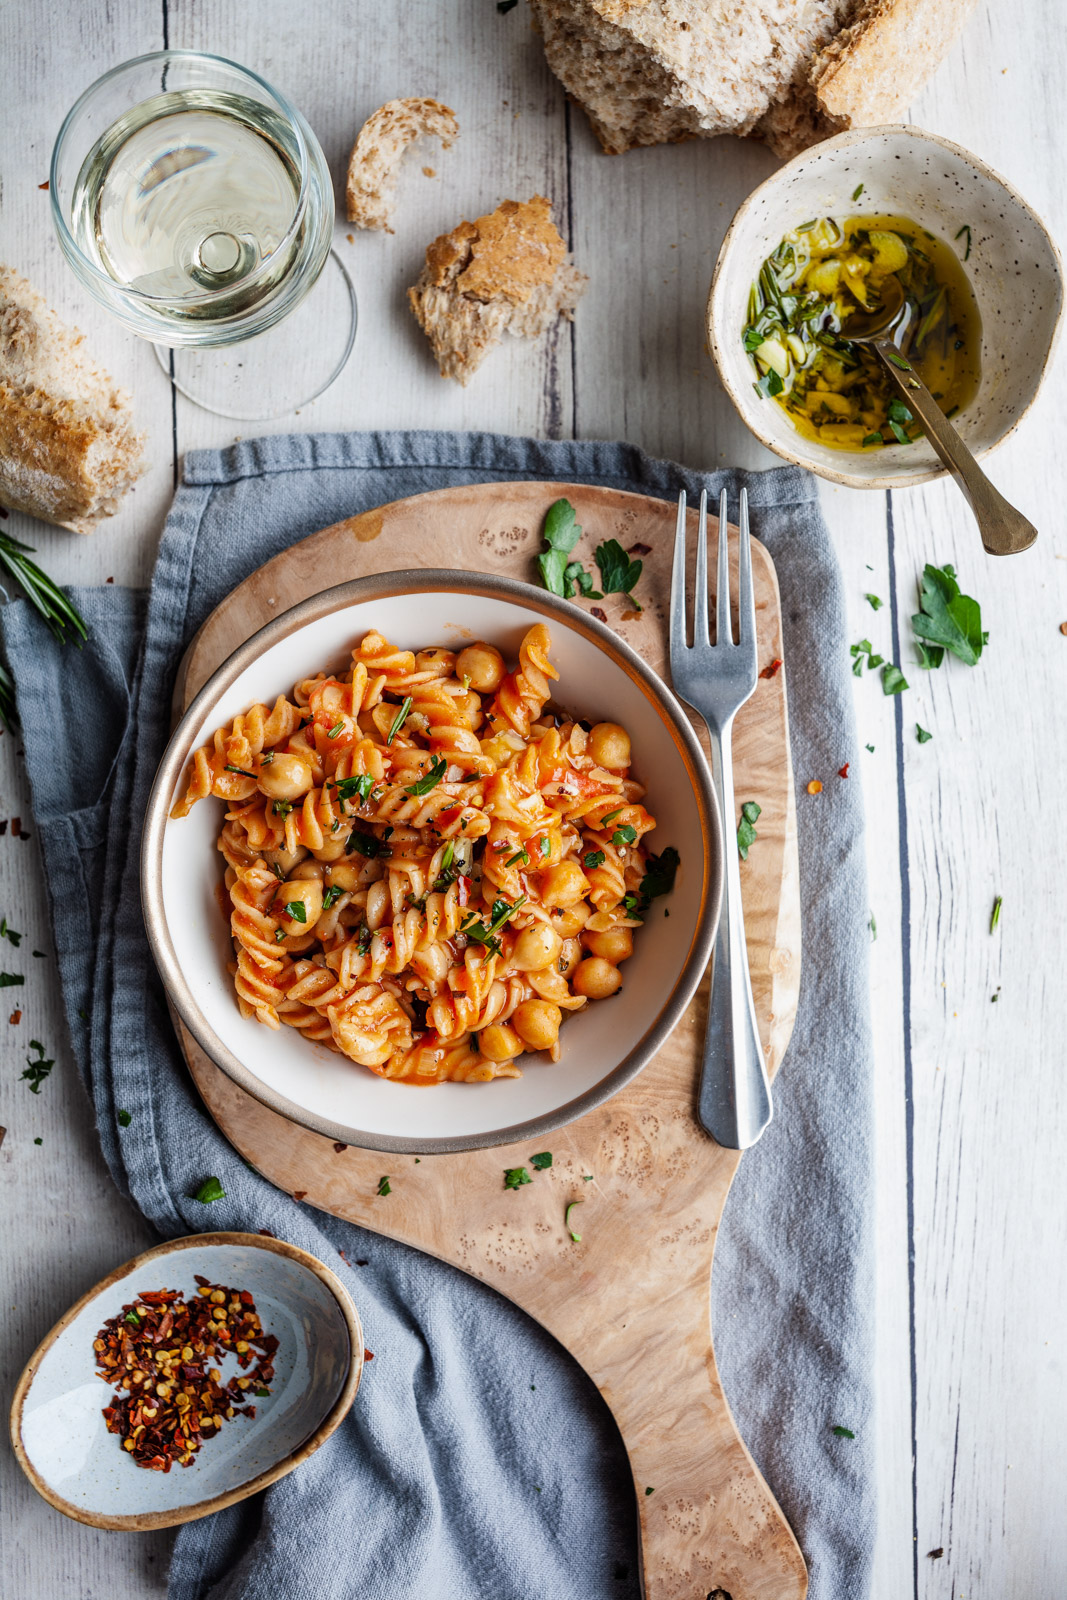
[0,265,144,536]
[407,196,587,385]
[346,98,460,233]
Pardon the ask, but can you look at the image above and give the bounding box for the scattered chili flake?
[258,1228,276,1237]
[94,1278,278,1471]
[38,180,49,190]
[590,607,608,623]
[9,1009,21,1024]
[106,576,114,584]
[760,657,783,679]
[628,542,652,556]
[927,1548,944,1560]
[364,1349,374,1360]
[293,1190,307,1201]
[11,818,21,837]
[333,1142,348,1153]
[1060,622,1067,637]
[807,779,823,794]
[838,764,850,779]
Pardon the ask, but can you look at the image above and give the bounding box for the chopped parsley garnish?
[117,1109,132,1127]
[376,1175,391,1197]
[955,223,972,260]
[322,885,344,910]
[594,540,643,610]
[347,829,387,858]
[912,562,985,668]
[737,800,761,861]
[192,1176,225,1204]
[21,1039,53,1093]
[224,763,257,779]
[463,895,527,958]
[283,900,307,924]
[274,928,287,943]
[600,807,624,826]
[387,697,412,744]
[644,1486,655,1496]
[754,368,784,399]
[405,758,448,796]
[612,824,637,848]
[990,895,1002,933]
[851,182,865,201]
[584,849,606,869]
[881,663,909,696]
[0,971,25,988]
[864,594,883,611]
[254,1387,271,1398]
[639,847,679,907]
[0,917,22,947]
[504,845,530,867]
[865,744,875,753]
[334,774,375,802]
[916,724,933,744]
[504,1166,532,1190]
[537,499,599,599]
[272,799,292,817]
[565,1199,583,1242]
[530,1152,553,1170]
[862,432,883,447]
[849,638,885,676]
[327,720,346,740]
[539,836,551,857]
[831,1425,856,1439]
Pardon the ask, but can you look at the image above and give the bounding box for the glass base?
[155,248,357,420]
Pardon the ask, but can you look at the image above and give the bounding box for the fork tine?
[716,487,732,646]
[694,489,710,647]
[669,489,688,669]
[737,487,756,646]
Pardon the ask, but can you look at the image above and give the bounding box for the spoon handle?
[874,340,1038,557]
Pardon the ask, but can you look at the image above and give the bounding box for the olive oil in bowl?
[742,216,982,451]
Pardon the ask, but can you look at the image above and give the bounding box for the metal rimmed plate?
[141,569,721,1154]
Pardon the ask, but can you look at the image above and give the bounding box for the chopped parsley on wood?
[21,1039,54,1093]
[737,801,761,860]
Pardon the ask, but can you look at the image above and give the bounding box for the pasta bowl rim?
[140,569,722,1154]
[707,122,1064,490]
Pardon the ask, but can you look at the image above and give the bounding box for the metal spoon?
[845,276,1037,556]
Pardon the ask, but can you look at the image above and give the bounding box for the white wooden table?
[2,3,1064,1595]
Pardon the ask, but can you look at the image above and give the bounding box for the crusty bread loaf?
[346,98,459,233]
[0,266,144,536]
[407,196,587,385]
[527,0,979,160]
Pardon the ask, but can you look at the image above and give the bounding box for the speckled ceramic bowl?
[10,1233,362,1529]
[707,124,1064,489]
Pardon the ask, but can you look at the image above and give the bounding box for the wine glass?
[50,51,356,421]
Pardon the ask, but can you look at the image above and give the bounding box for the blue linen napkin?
[1,431,874,1600]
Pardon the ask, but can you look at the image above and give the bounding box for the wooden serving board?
[173,482,805,1600]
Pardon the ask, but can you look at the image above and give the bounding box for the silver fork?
[670,487,773,1150]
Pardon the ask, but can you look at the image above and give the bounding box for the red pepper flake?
[292,1190,307,1201]
[590,607,608,623]
[106,576,115,584]
[93,1278,278,1471]
[760,657,783,679]
[38,180,49,190]
[332,1142,347,1153]
[257,1227,275,1237]
[0,821,6,835]
[9,1009,21,1024]
[338,1248,348,1263]
[838,764,850,779]
[628,542,652,556]
[11,818,20,837]
[364,1349,374,1360]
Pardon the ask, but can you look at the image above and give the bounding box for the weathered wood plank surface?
[1,0,1064,1595]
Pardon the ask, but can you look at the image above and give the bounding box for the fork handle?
[698,717,773,1150]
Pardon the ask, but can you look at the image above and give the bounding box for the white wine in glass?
[52,53,356,419]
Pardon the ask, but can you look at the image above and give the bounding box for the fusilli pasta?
[171,626,671,1085]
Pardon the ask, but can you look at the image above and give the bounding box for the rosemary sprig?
[0,531,89,646]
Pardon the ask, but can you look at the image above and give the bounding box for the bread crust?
[813,0,980,130]
[346,97,459,233]
[408,197,586,385]
[0,266,144,535]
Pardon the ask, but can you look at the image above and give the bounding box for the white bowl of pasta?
[142,572,720,1153]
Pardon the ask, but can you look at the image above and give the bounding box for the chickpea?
[552,902,591,938]
[479,1022,523,1062]
[572,956,623,1000]
[324,859,363,893]
[557,937,582,979]
[258,752,315,801]
[289,859,325,883]
[589,722,631,770]
[539,860,589,909]
[512,1000,562,1052]
[511,923,563,972]
[262,844,308,876]
[457,642,505,693]
[310,835,348,863]
[583,926,634,964]
[274,876,323,931]
[416,647,456,678]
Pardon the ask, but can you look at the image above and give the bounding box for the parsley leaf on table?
[0,971,25,988]
[504,1166,532,1190]
[0,917,22,947]
[912,563,985,668]
[192,1176,225,1204]
[21,1039,53,1093]
[530,1152,553,1170]
[537,499,597,598]
[593,540,643,610]
[916,725,933,744]
[737,801,761,861]
[881,663,909,696]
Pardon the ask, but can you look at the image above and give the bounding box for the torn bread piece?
[346,97,460,233]
[527,0,979,161]
[0,265,145,535]
[407,196,587,385]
